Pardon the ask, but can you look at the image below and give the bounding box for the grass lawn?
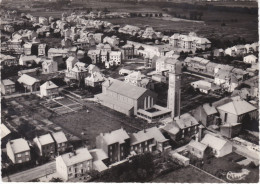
[201,152,259,183]
[152,166,221,183]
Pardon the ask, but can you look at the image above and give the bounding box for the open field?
[151,165,221,183]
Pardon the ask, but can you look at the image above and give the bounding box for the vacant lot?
[152,166,221,183]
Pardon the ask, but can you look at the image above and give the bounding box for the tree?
[49,177,63,182]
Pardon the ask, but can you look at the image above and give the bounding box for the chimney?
[209,102,212,107]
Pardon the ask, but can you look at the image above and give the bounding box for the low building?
[33,133,55,157]
[88,50,101,64]
[56,148,93,181]
[169,152,190,166]
[201,134,232,157]
[1,79,15,95]
[40,81,59,98]
[17,74,40,92]
[6,138,31,164]
[187,140,208,159]
[52,131,68,154]
[191,80,212,94]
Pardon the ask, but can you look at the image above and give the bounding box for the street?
[2,161,56,182]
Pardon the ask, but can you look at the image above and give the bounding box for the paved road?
[2,161,56,182]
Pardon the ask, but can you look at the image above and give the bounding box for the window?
[69,167,71,172]
[224,113,228,122]
[18,160,22,163]
[25,152,29,156]
[26,158,29,161]
[17,154,21,157]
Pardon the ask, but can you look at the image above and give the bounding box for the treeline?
[141,2,258,15]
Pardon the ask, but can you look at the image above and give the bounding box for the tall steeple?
[167,60,182,119]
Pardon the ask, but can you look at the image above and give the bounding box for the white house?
[40,81,59,98]
[19,55,37,66]
[42,59,58,73]
[6,138,31,164]
[201,134,232,157]
[66,56,79,71]
[56,148,93,181]
[243,55,258,64]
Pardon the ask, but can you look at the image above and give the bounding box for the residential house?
[65,62,88,83]
[96,128,130,164]
[144,55,158,69]
[192,103,218,127]
[201,134,232,157]
[17,74,40,92]
[93,33,104,43]
[103,36,119,47]
[130,130,156,154]
[52,131,68,154]
[0,54,17,67]
[214,64,234,75]
[243,55,258,64]
[205,62,218,76]
[121,44,134,59]
[66,56,79,71]
[19,55,37,66]
[185,56,210,74]
[23,43,32,55]
[88,50,101,64]
[85,72,105,87]
[42,59,58,73]
[109,51,122,66]
[48,48,68,58]
[214,71,241,92]
[1,79,16,95]
[33,133,55,157]
[56,148,93,181]
[38,43,47,56]
[156,56,180,74]
[145,127,171,152]
[169,32,211,51]
[87,64,101,74]
[191,80,212,94]
[187,140,208,159]
[217,100,258,124]
[118,25,141,36]
[162,113,199,141]
[152,74,167,83]
[100,50,108,63]
[40,81,59,98]
[95,78,157,116]
[6,138,31,164]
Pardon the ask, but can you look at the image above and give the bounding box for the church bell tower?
[167,62,182,119]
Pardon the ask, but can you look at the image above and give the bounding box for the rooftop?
[52,131,67,144]
[201,134,228,151]
[7,138,30,154]
[217,100,257,115]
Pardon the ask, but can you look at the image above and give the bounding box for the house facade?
[1,79,16,95]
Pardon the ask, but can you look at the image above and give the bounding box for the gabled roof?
[7,138,30,154]
[130,130,154,145]
[174,113,199,129]
[52,131,67,144]
[34,133,54,146]
[102,128,129,145]
[59,148,92,167]
[106,78,152,100]
[217,100,257,115]
[18,74,39,86]
[1,124,11,139]
[145,127,168,143]
[201,134,228,151]
[89,149,108,161]
[202,103,218,115]
[188,140,207,152]
[1,79,15,86]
